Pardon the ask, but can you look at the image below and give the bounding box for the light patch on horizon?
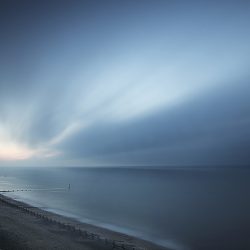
[0,141,34,161]
[0,139,62,161]
[0,124,60,161]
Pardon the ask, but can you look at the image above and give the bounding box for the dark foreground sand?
[0,194,167,250]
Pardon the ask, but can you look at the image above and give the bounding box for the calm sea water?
[0,167,249,250]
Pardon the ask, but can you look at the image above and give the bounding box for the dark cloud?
[58,78,250,166]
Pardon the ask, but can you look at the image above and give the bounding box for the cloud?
[0,1,250,166]
[56,78,250,166]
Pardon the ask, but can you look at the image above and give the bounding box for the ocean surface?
[0,167,249,250]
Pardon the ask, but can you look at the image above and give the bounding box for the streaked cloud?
[0,1,249,166]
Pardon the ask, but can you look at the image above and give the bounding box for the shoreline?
[0,194,168,250]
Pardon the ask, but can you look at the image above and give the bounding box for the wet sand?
[0,194,167,250]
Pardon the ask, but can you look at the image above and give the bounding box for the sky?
[0,0,250,167]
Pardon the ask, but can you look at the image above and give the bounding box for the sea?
[0,166,249,250]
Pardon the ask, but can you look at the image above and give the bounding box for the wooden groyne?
[0,187,67,192]
[0,194,146,250]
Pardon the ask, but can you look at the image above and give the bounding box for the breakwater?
[0,194,146,250]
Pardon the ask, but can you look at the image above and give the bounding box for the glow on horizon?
[0,126,57,161]
[0,142,35,161]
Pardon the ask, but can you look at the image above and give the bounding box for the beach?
[0,194,167,250]
[1,167,250,249]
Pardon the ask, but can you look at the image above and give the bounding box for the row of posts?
[0,195,145,250]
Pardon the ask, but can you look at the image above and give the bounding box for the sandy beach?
[0,194,167,250]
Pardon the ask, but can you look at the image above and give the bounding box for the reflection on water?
[0,167,250,250]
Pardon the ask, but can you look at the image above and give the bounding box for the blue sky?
[0,1,250,166]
